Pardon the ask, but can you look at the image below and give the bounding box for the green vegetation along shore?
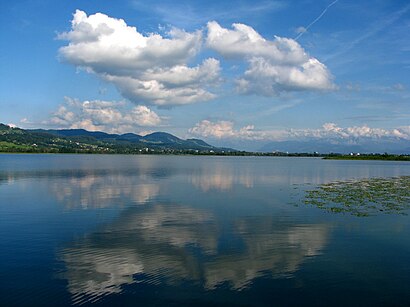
[323,153,410,161]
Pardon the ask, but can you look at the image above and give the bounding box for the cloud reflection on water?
[204,221,328,290]
[60,203,329,304]
[190,162,255,191]
[50,174,160,209]
[1,158,333,305]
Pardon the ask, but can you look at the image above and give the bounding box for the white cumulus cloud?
[58,10,201,74]
[48,97,162,134]
[58,11,336,104]
[141,58,221,87]
[206,21,335,95]
[207,21,308,63]
[189,120,282,140]
[103,73,217,106]
[58,10,220,106]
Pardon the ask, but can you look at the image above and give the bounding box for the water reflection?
[0,169,163,209]
[0,173,14,185]
[191,170,235,191]
[190,163,254,191]
[2,155,410,306]
[2,156,410,200]
[63,247,144,304]
[50,174,160,209]
[187,157,410,192]
[60,203,329,304]
[205,221,328,290]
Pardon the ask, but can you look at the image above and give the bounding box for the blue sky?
[1,0,409,150]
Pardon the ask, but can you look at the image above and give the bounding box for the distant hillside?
[0,124,234,154]
[34,128,121,139]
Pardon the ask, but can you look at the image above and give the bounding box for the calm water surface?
[1,154,410,306]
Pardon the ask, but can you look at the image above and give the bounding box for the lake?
[1,154,410,306]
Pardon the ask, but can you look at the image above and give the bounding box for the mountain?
[0,124,232,154]
[141,132,222,150]
[142,132,181,144]
[35,129,220,150]
[186,138,212,147]
[117,133,142,142]
[33,128,119,139]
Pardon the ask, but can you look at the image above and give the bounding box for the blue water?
[1,154,410,306]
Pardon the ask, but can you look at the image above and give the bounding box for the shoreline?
[1,151,409,161]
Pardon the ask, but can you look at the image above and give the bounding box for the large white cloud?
[141,58,221,87]
[58,11,336,105]
[189,120,410,141]
[58,10,220,106]
[207,21,308,63]
[48,97,162,134]
[59,10,201,74]
[237,57,334,95]
[206,21,335,95]
[103,70,217,106]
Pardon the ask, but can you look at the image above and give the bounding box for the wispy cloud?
[295,0,339,40]
[344,114,410,123]
[325,3,410,61]
[247,101,301,122]
[264,101,301,115]
[131,0,286,28]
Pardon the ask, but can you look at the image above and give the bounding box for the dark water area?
[1,154,410,306]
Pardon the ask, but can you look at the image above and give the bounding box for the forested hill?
[0,124,233,154]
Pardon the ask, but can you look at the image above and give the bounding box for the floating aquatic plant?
[303,176,410,216]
